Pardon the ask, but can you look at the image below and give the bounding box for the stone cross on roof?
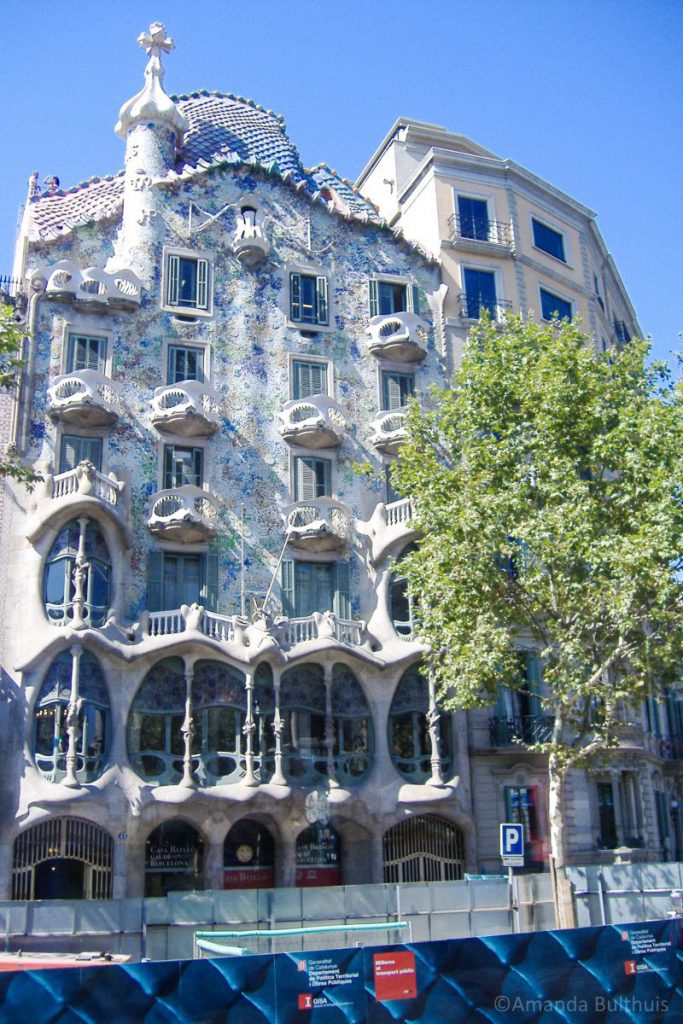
[115,21,187,142]
[137,22,175,58]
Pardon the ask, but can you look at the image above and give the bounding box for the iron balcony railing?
[458,293,512,321]
[448,213,514,248]
[489,715,554,747]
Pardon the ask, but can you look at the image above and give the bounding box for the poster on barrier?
[274,946,366,1023]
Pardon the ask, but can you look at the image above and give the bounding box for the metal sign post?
[500,823,524,933]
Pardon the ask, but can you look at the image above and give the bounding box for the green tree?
[0,303,41,486]
[395,315,683,880]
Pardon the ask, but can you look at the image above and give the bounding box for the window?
[540,288,572,322]
[164,253,210,312]
[293,456,332,500]
[504,786,545,864]
[289,272,328,326]
[60,435,103,473]
[381,370,415,411]
[388,666,452,783]
[532,219,566,262]
[457,196,489,241]
[167,345,204,384]
[292,359,328,400]
[147,551,218,612]
[281,559,350,619]
[597,781,618,848]
[280,664,327,785]
[369,279,419,317]
[66,334,106,374]
[462,268,497,319]
[34,650,109,784]
[44,519,111,627]
[163,445,203,489]
[385,464,400,504]
[491,653,551,745]
[390,544,416,639]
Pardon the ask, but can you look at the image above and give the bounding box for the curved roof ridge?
[171,89,288,128]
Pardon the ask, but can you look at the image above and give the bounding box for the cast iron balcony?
[458,294,512,322]
[47,370,121,428]
[285,498,350,552]
[448,213,514,250]
[369,410,408,455]
[278,396,348,449]
[147,486,220,543]
[150,381,221,438]
[366,311,428,363]
[489,715,554,747]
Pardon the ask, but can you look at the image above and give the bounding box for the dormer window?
[163,250,212,314]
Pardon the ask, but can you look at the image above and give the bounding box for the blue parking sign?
[500,823,524,865]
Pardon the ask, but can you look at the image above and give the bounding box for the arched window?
[12,817,113,901]
[128,658,186,785]
[389,544,416,639]
[331,665,372,784]
[388,666,452,782]
[44,518,112,626]
[383,815,464,883]
[280,664,326,786]
[296,823,341,887]
[223,819,275,889]
[145,820,204,897]
[192,661,246,785]
[33,650,109,783]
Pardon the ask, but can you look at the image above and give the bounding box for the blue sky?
[1,0,681,366]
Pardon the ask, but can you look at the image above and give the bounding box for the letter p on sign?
[500,823,524,865]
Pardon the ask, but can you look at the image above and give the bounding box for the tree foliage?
[395,315,683,863]
[0,303,41,487]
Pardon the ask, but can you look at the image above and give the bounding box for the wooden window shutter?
[281,559,295,616]
[409,284,420,314]
[196,259,209,310]
[333,561,351,620]
[201,552,219,612]
[316,276,329,325]
[369,279,379,317]
[290,273,302,321]
[147,551,164,612]
[167,254,180,306]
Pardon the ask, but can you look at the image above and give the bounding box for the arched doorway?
[145,820,204,897]
[223,820,275,889]
[296,824,341,887]
[12,818,113,900]
[383,815,465,883]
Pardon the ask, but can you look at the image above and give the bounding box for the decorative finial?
[115,22,187,142]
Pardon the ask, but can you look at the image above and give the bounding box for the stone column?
[271,667,286,786]
[63,644,83,787]
[427,671,444,787]
[180,664,195,789]
[243,670,258,787]
[70,517,89,629]
[324,664,338,788]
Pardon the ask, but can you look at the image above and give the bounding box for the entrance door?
[34,858,85,900]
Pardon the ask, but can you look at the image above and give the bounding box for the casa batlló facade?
[0,25,679,904]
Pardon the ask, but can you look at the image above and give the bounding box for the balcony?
[27,461,128,544]
[366,311,428,363]
[147,486,220,543]
[232,217,269,267]
[448,213,514,253]
[489,715,554,747]
[285,498,350,552]
[47,369,121,428]
[458,294,512,322]
[369,410,407,455]
[278,396,348,449]
[37,260,143,310]
[364,497,418,566]
[150,381,221,438]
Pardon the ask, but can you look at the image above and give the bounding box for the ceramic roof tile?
[29,174,124,241]
[309,164,379,221]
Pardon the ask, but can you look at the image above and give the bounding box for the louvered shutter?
[281,559,295,616]
[167,254,180,306]
[296,458,317,500]
[409,284,420,314]
[368,279,379,317]
[201,552,219,612]
[196,259,209,310]
[147,551,164,612]
[60,436,78,472]
[316,276,329,325]
[383,373,403,411]
[333,561,350,620]
[290,273,302,321]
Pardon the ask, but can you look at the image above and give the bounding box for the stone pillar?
[180,664,195,789]
[243,670,258,787]
[271,667,286,786]
[427,671,444,787]
[370,828,385,884]
[63,644,83,787]
[324,664,338,788]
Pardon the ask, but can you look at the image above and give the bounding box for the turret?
[111,23,187,282]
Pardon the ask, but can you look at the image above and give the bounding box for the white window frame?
[529,213,571,266]
[59,319,113,377]
[161,246,213,317]
[288,354,332,401]
[289,449,336,501]
[459,263,505,320]
[452,190,499,242]
[159,438,209,493]
[368,272,419,318]
[538,284,573,322]
[57,427,107,474]
[286,261,332,332]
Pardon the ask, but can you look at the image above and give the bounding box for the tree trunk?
[548,749,575,928]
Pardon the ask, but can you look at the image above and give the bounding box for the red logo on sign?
[297,960,307,972]
[373,951,417,1001]
[298,993,313,1010]
[625,960,638,975]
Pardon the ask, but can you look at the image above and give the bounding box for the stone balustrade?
[284,498,350,552]
[35,260,143,309]
[147,486,220,542]
[150,380,221,437]
[366,311,428,362]
[369,410,408,454]
[278,396,348,448]
[47,369,121,427]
